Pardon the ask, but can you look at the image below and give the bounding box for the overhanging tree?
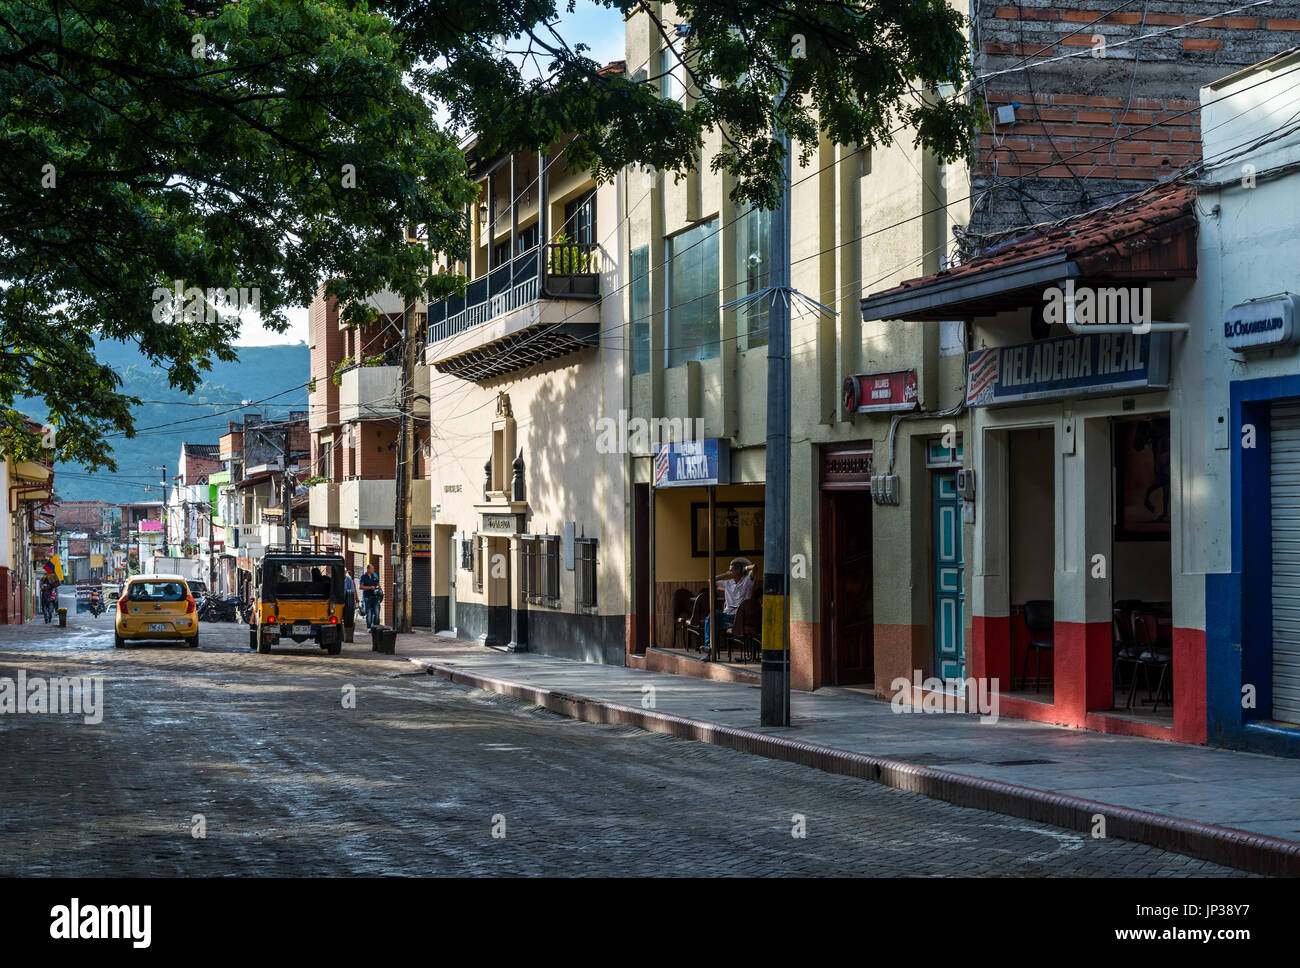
[0,0,478,469]
[1,0,979,469]
[386,0,982,211]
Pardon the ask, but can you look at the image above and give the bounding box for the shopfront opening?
[821,446,874,687]
[1007,427,1055,701]
[648,483,765,671]
[1110,415,1174,722]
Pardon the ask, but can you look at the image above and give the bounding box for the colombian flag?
[49,554,64,582]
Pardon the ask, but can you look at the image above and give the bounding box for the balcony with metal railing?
[425,243,602,382]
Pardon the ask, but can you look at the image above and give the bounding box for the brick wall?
[309,287,342,428]
[355,423,398,480]
[969,0,1300,245]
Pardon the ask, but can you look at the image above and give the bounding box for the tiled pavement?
[399,636,1300,847]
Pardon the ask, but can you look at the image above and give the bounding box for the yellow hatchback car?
[114,575,200,649]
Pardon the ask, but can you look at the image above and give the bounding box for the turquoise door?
[933,472,966,680]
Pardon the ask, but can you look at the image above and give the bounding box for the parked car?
[114,575,199,649]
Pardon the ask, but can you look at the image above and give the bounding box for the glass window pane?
[630,247,651,376]
[667,220,719,367]
[660,48,682,102]
[736,205,771,351]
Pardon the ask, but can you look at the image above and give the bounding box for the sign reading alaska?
[966,332,1170,407]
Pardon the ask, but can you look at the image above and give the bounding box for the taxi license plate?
[292,623,312,635]
[148,623,167,632]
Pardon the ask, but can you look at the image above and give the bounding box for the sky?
[236,1,628,347]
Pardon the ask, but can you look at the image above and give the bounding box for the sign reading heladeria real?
[966,332,1170,407]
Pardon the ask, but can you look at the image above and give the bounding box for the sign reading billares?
[966,332,1170,407]
[844,369,918,414]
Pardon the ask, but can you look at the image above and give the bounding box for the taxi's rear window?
[128,581,188,602]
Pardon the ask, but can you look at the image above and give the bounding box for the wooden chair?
[1112,606,1141,696]
[1129,610,1173,712]
[727,595,762,663]
[681,592,710,656]
[670,587,694,649]
[1021,600,1054,692]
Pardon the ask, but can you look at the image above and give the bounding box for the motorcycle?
[198,594,241,623]
[87,599,105,618]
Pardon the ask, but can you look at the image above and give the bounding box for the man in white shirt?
[704,558,756,660]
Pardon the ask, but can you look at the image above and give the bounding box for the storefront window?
[666,219,719,367]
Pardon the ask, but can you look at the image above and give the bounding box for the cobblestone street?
[0,616,1253,876]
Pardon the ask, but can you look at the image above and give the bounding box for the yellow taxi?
[114,574,200,649]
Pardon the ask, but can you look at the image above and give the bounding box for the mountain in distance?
[19,339,309,504]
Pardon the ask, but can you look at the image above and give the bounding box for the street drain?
[710,707,747,712]
[988,758,1056,766]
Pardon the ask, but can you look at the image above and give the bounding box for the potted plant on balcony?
[546,232,598,297]
[547,231,591,275]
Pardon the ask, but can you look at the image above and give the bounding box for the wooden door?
[827,493,874,685]
[933,472,966,680]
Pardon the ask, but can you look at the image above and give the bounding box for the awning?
[235,470,275,488]
[860,181,1197,322]
[432,322,599,382]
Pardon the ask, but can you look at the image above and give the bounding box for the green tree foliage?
[386,0,982,211]
[0,0,479,469]
[2,0,979,471]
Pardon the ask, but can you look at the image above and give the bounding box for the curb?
[413,658,1300,876]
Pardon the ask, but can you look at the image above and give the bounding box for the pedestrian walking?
[359,563,380,629]
[40,578,57,624]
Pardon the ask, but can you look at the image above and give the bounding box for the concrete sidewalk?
[396,636,1300,874]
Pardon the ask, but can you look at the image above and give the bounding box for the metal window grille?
[472,535,483,592]
[539,536,560,605]
[575,538,598,608]
[520,537,537,599]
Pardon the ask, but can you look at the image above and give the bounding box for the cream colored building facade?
[420,133,627,661]
[621,3,972,692]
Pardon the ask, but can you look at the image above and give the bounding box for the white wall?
[1198,52,1300,579]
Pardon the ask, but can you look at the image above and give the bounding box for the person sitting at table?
[703,558,756,660]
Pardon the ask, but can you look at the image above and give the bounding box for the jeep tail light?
[330,615,337,623]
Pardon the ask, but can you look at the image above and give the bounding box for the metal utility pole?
[761,92,793,727]
[207,501,216,590]
[149,464,168,558]
[393,301,418,634]
[281,429,293,549]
